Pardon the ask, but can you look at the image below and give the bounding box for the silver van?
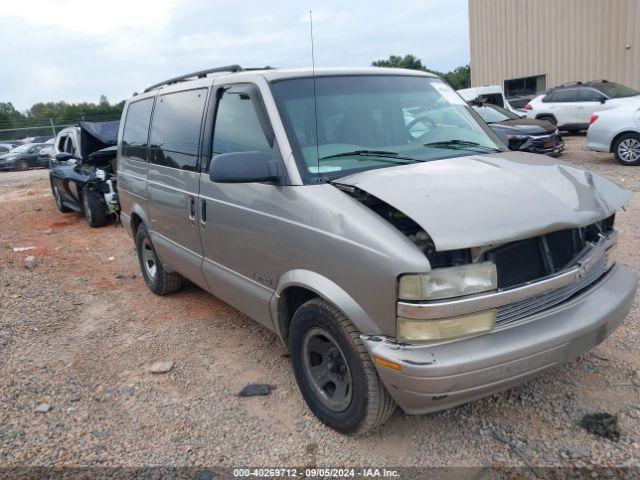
[117,66,637,434]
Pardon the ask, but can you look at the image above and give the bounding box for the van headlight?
[398,262,498,301]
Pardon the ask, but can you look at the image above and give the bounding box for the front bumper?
[518,133,565,156]
[0,162,16,170]
[362,265,637,414]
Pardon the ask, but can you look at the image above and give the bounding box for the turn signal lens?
[590,114,599,125]
[524,103,532,110]
[397,310,497,343]
[373,356,402,371]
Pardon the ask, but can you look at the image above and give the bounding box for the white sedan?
[587,99,640,166]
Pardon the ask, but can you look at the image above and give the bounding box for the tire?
[538,115,557,126]
[81,186,108,228]
[613,133,640,166]
[289,298,396,435]
[17,160,29,171]
[51,181,71,213]
[135,224,183,295]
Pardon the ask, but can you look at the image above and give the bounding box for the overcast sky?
[0,0,470,112]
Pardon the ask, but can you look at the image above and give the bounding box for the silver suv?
[117,66,637,434]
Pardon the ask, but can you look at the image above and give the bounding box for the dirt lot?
[1,135,639,472]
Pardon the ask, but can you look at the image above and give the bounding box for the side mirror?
[55,152,75,162]
[599,97,607,104]
[209,151,281,183]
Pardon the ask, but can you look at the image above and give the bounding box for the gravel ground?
[0,136,639,471]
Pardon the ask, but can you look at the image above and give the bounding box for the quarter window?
[550,89,578,103]
[122,97,154,162]
[212,91,273,156]
[148,89,207,171]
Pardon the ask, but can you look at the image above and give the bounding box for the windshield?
[12,144,33,153]
[270,75,505,183]
[595,82,640,99]
[473,104,520,123]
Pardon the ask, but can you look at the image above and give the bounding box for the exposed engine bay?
[334,182,616,290]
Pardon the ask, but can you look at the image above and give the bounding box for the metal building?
[469,0,640,103]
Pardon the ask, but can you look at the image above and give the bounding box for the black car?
[50,121,119,228]
[0,143,49,170]
[472,103,565,156]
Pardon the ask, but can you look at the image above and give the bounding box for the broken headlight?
[398,262,497,301]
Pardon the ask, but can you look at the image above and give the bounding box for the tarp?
[79,121,119,146]
[79,120,119,159]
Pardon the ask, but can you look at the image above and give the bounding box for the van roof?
[142,66,438,93]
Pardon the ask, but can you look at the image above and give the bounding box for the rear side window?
[122,97,154,162]
[57,135,67,152]
[478,93,504,107]
[148,88,207,171]
[541,92,555,103]
[212,91,273,155]
[550,89,577,102]
[64,136,75,154]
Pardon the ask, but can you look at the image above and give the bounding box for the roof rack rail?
[556,81,583,88]
[144,65,245,92]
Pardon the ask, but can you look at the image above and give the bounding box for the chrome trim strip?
[397,231,617,320]
[117,170,147,182]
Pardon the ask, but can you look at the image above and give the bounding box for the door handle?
[189,196,196,220]
[200,199,207,224]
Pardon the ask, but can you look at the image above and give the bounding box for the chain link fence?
[0,114,121,142]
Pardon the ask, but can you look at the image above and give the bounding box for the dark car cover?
[79,121,119,160]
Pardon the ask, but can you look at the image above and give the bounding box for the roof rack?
[556,81,583,88]
[143,65,245,92]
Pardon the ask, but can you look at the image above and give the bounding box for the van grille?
[495,249,608,327]
[487,217,613,290]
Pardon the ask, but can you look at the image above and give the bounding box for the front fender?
[270,269,382,345]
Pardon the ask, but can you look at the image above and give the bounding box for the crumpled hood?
[491,118,556,136]
[335,152,631,251]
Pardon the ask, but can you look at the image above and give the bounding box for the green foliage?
[0,96,124,140]
[371,54,471,90]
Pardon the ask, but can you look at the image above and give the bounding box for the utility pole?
[49,118,55,137]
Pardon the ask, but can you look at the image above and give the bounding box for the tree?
[372,54,427,71]
[371,54,471,89]
[0,96,125,140]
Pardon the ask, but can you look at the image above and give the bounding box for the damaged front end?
[332,154,628,344]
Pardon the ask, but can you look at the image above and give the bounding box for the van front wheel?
[135,224,183,295]
[289,298,396,435]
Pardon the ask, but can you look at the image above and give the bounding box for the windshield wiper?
[319,150,421,163]
[423,140,503,153]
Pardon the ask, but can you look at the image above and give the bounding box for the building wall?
[469,0,640,91]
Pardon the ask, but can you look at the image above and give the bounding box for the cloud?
[0,0,176,34]
[0,0,470,112]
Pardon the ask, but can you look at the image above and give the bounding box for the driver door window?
[212,90,274,158]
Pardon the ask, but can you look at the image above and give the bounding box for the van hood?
[334,152,630,251]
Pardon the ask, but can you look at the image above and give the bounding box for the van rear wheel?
[135,224,183,295]
[289,298,396,435]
